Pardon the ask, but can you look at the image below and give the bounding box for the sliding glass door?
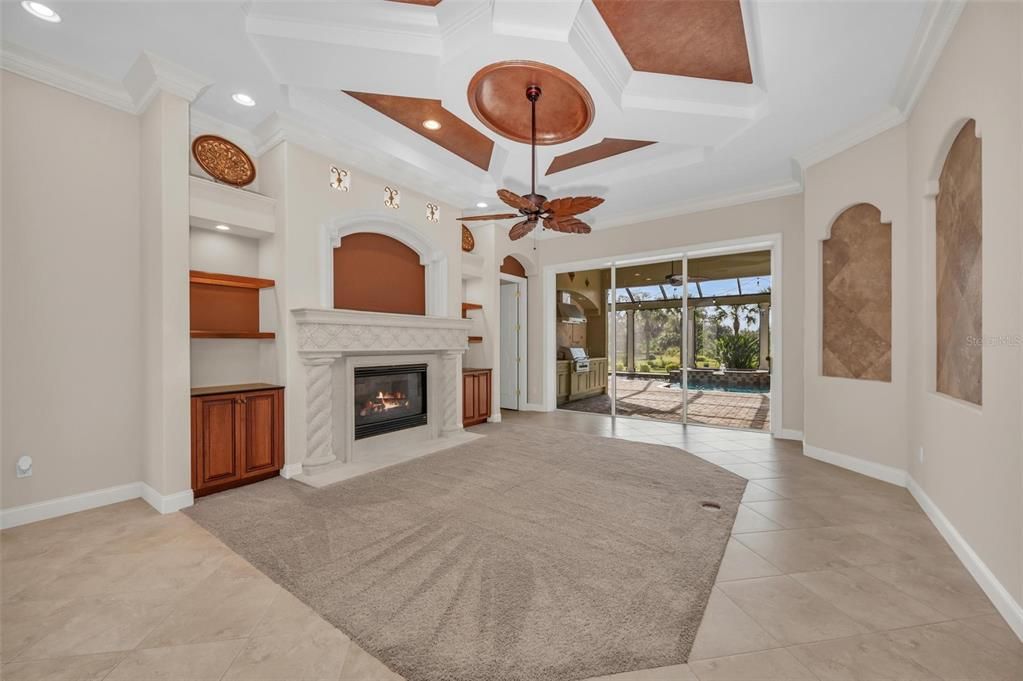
[601,250,771,432]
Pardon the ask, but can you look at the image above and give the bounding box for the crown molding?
[252,110,478,208]
[1,44,213,115]
[593,178,803,232]
[793,0,964,173]
[123,51,213,112]
[793,105,906,173]
[0,42,135,113]
[892,0,966,114]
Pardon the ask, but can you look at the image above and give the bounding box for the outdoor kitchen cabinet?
[462,368,492,427]
[191,384,284,497]
[557,357,608,405]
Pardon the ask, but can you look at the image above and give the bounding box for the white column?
[758,303,770,370]
[303,358,337,470]
[626,309,636,372]
[688,306,697,368]
[441,350,463,435]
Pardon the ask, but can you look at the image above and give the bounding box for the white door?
[499,282,519,409]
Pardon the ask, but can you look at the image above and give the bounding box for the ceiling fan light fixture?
[476,201,488,208]
[232,93,256,107]
[422,119,442,131]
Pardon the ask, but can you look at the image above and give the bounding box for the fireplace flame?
[359,391,410,417]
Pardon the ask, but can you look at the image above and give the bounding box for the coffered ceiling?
[1,0,957,230]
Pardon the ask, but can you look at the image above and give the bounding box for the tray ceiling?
[344,91,494,171]
[0,0,943,229]
[593,0,753,83]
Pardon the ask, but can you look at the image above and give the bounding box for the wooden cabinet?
[462,368,492,427]
[191,384,284,497]
[556,357,608,405]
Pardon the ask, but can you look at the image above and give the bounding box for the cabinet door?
[197,395,240,488]
[241,390,279,477]
[463,373,478,424]
[477,371,490,419]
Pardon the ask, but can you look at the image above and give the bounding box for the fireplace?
[353,364,428,439]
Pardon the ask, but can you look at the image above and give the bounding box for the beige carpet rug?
[185,422,746,681]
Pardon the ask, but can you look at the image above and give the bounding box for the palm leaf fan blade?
[457,213,520,221]
[508,219,536,241]
[542,196,604,216]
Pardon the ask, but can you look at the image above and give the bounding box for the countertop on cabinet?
[463,367,492,373]
[190,383,284,397]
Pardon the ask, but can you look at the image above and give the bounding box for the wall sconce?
[329,166,351,192]
[384,186,400,209]
[426,202,440,223]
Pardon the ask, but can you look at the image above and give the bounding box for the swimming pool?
[669,381,770,395]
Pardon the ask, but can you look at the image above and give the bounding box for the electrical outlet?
[918,447,924,464]
[16,455,33,478]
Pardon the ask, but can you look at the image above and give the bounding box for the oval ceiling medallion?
[191,135,256,187]
[467,61,594,145]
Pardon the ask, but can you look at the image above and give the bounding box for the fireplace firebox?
[353,364,428,439]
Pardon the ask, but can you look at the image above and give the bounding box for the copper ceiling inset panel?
[546,138,655,175]
[593,0,753,83]
[345,91,494,171]
[467,61,594,145]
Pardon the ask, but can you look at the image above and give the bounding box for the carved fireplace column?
[303,357,337,470]
[441,349,463,435]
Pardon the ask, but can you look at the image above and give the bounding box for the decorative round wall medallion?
[192,135,256,187]
[467,61,595,145]
[461,225,475,253]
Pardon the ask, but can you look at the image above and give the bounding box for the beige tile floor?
[2,410,1021,681]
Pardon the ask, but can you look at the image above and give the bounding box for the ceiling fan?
[458,85,604,241]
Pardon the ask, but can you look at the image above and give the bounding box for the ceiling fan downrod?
[526,85,541,201]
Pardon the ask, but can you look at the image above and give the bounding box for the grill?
[559,346,590,373]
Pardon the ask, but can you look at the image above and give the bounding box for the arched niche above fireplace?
[321,213,448,317]
[334,233,425,315]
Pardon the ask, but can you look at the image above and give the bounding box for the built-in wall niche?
[188,226,278,389]
[935,119,982,405]
[189,271,275,339]
[334,233,425,315]
[821,203,892,381]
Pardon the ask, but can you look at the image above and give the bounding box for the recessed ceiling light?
[214,224,231,231]
[422,119,442,131]
[21,1,60,22]
[476,201,488,208]
[232,93,256,107]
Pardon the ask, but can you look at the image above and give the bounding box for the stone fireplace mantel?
[292,308,473,476]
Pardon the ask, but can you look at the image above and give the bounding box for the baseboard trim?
[798,442,1022,643]
[777,428,804,441]
[280,463,303,479]
[1,482,142,529]
[140,484,194,514]
[803,443,908,487]
[0,481,194,529]
[907,476,1023,641]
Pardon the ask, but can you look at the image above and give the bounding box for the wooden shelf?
[468,335,483,344]
[190,270,275,289]
[461,302,483,318]
[191,330,275,339]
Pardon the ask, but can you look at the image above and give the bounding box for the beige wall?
[801,1,1022,612]
[1,73,144,508]
[804,124,909,471]
[535,194,805,434]
[906,1,1022,605]
[257,142,462,468]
